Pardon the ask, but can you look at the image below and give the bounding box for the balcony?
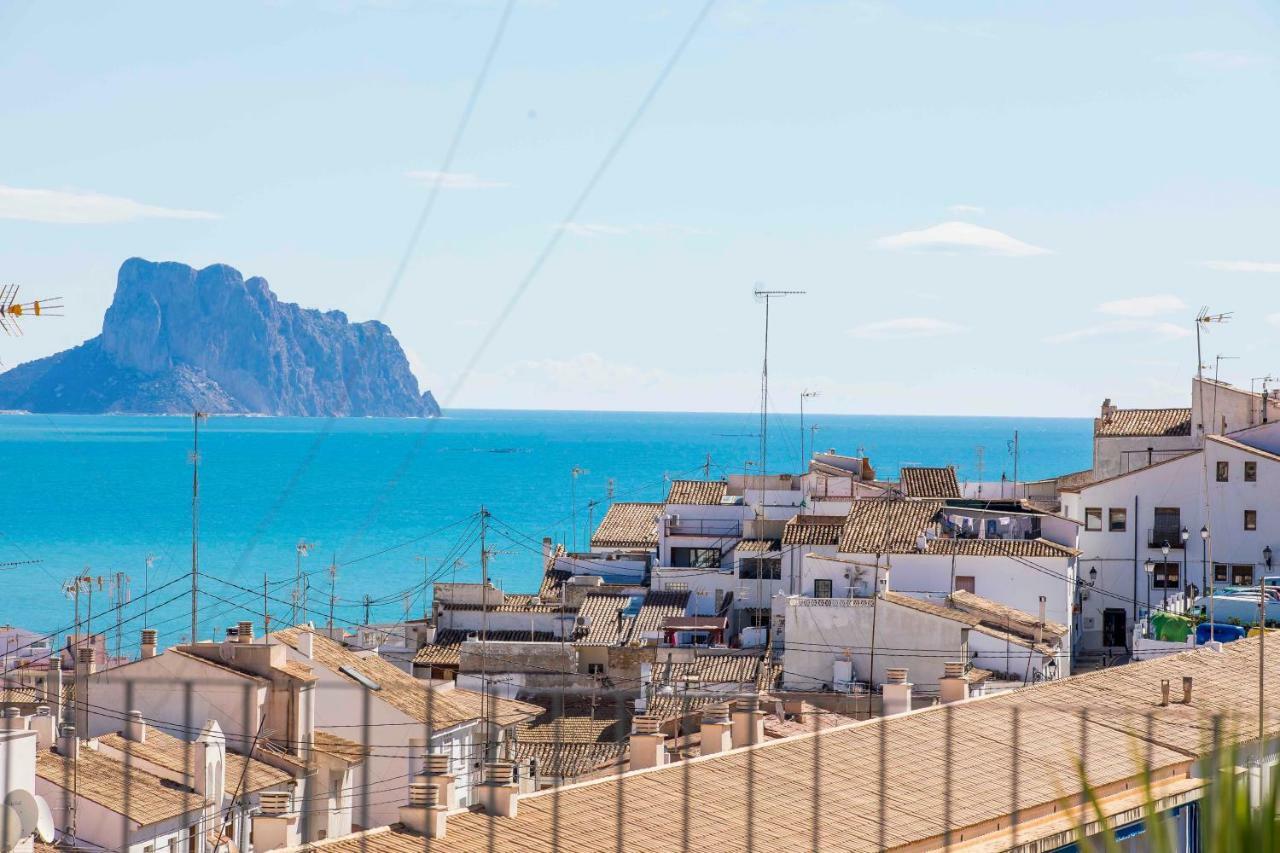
[1147,528,1186,550]
[666,518,742,538]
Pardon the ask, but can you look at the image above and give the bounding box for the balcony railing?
[666,519,742,538]
[1147,528,1186,550]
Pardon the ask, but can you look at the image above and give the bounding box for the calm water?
[0,410,1090,644]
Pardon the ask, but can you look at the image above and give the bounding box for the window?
[954,576,976,594]
[587,662,605,675]
[1245,510,1258,531]
[1214,563,1229,584]
[1231,565,1254,586]
[1085,508,1102,531]
[1152,562,1180,589]
[813,578,832,599]
[739,557,781,580]
[1217,461,1229,482]
[1245,461,1257,482]
[1108,508,1127,532]
[1153,507,1181,541]
[670,547,720,568]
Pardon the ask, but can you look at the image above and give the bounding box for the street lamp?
[1143,558,1155,620]
[1160,542,1171,610]
[1181,526,1190,605]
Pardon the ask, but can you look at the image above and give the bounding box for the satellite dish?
[34,796,53,843]
[2,790,36,838]
[0,805,22,852]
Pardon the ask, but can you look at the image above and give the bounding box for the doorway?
[1102,608,1127,649]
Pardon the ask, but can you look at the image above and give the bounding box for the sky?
[1,0,1277,417]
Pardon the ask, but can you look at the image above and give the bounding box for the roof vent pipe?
[1182,676,1193,705]
[140,629,158,658]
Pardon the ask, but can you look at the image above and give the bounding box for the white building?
[1060,432,1280,653]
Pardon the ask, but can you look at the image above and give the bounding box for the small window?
[813,578,832,599]
[1245,461,1257,482]
[1085,508,1102,531]
[1214,563,1229,584]
[1216,461,1229,482]
[1108,508,1127,532]
[1152,562,1180,590]
[1245,510,1257,531]
[1231,565,1254,586]
[739,557,781,580]
[954,576,976,594]
[587,662,604,675]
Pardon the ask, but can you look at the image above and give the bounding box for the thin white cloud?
[1045,320,1192,345]
[0,185,218,224]
[1097,295,1187,318]
[1203,260,1280,273]
[405,170,508,190]
[849,317,966,340]
[947,204,984,215]
[1182,50,1268,70]
[559,222,706,237]
[875,221,1050,257]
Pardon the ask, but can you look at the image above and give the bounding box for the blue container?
[1196,623,1247,644]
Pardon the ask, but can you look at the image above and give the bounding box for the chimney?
[125,709,147,743]
[1160,679,1171,707]
[473,760,519,817]
[882,667,913,716]
[296,631,314,660]
[1182,676,1193,705]
[700,704,733,756]
[74,647,95,736]
[0,707,26,731]
[400,781,448,839]
[542,537,554,568]
[628,715,667,770]
[730,694,765,749]
[140,629,158,659]
[253,792,296,851]
[423,751,458,810]
[43,665,63,719]
[939,662,969,705]
[237,621,255,644]
[30,706,55,748]
[75,646,96,678]
[56,724,79,761]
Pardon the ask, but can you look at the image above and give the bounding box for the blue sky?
[1,0,1277,416]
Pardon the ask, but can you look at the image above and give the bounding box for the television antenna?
[0,285,63,336]
[753,285,805,494]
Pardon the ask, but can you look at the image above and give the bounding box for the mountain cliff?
[0,259,441,417]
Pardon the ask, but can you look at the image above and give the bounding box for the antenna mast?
[190,411,207,644]
[1194,308,1231,637]
[753,286,804,492]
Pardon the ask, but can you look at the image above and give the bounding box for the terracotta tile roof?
[899,466,961,498]
[949,588,1068,643]
[274,660,318,682]
[623,590,690,644]
[515,740,627,781]
[736,538,780,553]
[1095,407,1192,437]
[573,593,634,647]
[98,729,292,794]
[324,638,1280,853]
[273,628,540,729]
[665,479,728,505]
[442,593,573,613]
[312,730,370,765]
[838,498,943,553]
[646,653,780,721]
[782,515,845,546]
[883,592,1060,657]
[590,502,663,548]
[923,537,1078,558]
[517,715,624,744]
[36,745,211,826]
[413,629,559,667]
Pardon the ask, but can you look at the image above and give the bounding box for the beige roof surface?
[413,628,560,667]
[782,515,845,546]
[590,502,663,548]
[98,729,293,794]
[623,590,690,644]
[312,729,370,765]
[736,538,780,553]
[949,588,1068,643]
[573,593,634,647]
[923,537,1078,558]
[883,592,1060,657]
[838,498,944,553]
[899,466,961,498]
[273,628,541,729]
[37,746,211,826]
[516,740,627,781]
[1095,407,1192,437]
[300,638,1275,852]
[665,479,728,505]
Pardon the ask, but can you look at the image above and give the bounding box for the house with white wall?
[271,627,540,826]
[1060,433,1280,653]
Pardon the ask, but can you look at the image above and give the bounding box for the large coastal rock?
[0,259,441,416]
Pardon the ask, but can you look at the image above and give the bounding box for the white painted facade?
[1060,435,1280,652]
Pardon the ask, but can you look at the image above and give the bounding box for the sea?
[0,410,1091,646]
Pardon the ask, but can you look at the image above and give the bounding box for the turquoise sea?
[0,410,1091,645]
